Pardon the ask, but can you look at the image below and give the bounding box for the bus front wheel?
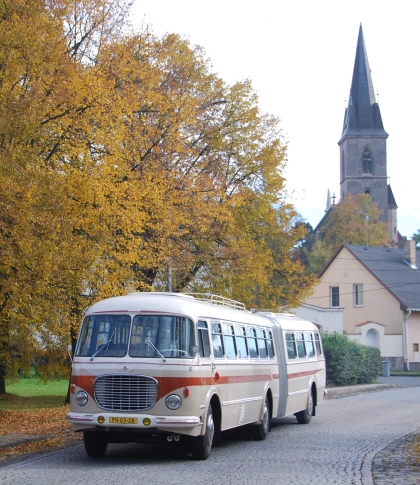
[84,430,108,457]
[191,404,214,460]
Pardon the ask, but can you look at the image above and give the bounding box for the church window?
[341,150,345,179]
[362,148,372,173]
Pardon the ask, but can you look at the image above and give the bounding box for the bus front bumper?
[66,412,201,429]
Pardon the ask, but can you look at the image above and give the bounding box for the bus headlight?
[165,394,182,410]
[76,390,89,406]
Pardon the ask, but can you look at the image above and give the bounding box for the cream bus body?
[66,292,326,459]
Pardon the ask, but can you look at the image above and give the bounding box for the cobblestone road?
[1,386,419,485]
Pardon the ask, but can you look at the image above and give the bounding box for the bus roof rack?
[185,293,246,311]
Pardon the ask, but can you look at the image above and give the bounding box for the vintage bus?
[66,292,326,459]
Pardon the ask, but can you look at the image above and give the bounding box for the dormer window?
[362,148,372,174]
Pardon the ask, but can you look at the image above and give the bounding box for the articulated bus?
[66,292,326,459]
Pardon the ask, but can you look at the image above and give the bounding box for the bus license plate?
[109,417,138,424]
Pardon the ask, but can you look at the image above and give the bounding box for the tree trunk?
[0,365,6,395]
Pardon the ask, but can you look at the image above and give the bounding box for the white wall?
[293,304,344,334]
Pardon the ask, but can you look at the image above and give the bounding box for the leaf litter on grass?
[0,395,82,461]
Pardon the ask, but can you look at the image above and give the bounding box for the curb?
[326,383,400,399]
[0,434,50,449]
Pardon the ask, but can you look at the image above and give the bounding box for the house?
[303,240,420,371]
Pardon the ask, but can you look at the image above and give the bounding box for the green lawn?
[0,378,69,411]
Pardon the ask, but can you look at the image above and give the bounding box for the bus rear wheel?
[296,388,314,424]
[84,430,108,457]
[252,397,270,440]
[191,404,214,460]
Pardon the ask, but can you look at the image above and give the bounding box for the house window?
[354,284,364,306]
[414,343,419,352]
[330,286,340,307]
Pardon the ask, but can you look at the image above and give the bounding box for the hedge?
[322,332,381,386]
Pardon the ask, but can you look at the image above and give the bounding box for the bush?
[322,332,381,386]
[358,345,381,384]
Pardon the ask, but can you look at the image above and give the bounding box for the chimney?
[404,240,417,269]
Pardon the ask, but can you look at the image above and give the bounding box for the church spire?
[340,24,388,140]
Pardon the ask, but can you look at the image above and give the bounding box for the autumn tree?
[0,0,316,393]
[304,194,390,276]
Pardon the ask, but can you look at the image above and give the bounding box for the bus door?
[284,331,309,414]
[197,320,213,408]
[268,318,288,418]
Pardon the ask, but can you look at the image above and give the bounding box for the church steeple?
[338,25,398,244]
[340,24,388,141]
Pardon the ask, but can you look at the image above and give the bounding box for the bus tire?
[296,388,314,425]
[252,397,270,441]
[84,430,108,457]
[191,404,215,460]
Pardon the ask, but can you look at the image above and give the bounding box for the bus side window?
[305,332,315,358]
[296,332,306,358]
[257,328,268,359]
[315,333,323,355]
[198,321,211,358]
[235,325,248,359]
[223,323,237,359]
[247,327,259,358]
[286,332,297,359]
[211,322,224,358]
[266,330,275,358]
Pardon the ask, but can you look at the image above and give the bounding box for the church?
[322,24,399,245]
[296,26,420,371]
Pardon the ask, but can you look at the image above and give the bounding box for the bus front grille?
[94,375,158,411]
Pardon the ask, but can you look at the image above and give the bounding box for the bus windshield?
[130,315,195,358]
[75,314,195,359]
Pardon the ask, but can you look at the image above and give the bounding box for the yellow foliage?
[0,0,316,390]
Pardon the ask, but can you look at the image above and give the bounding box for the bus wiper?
[90,331,115,361]
[145,339,166,362]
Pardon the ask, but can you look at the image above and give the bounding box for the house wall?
[408,312,420,369]
[347,320,403,369]
[305,247,404,364]
[306,247,403,335]
[293,304,343,334]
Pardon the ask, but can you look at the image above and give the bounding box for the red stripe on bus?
[71,373,277,400]
[287,369,323,379]
[71,375,96,398]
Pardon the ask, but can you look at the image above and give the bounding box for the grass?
[0,378,69,411]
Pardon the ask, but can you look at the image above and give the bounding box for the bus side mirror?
[67,344,73,363]
[192,345,199,354]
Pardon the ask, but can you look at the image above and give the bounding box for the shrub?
[358,345,381,384]
[322,332,380,386]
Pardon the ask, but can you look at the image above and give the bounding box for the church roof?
[339,25,388,142]
[388,185,398,209]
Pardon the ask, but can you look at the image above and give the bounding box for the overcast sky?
[132,0,420,239]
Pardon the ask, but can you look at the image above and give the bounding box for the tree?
[0,0,316,393]
[304,194,390,276]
